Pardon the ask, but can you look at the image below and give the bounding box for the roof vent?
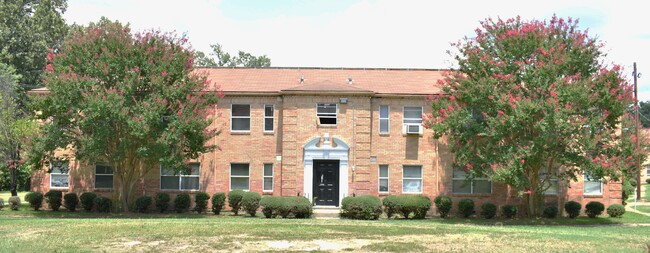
[300,75,305,84]
[347,77,353,84]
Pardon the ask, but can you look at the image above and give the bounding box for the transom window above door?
[317,103,337,125]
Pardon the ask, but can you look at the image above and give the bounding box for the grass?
[646,184,649,202]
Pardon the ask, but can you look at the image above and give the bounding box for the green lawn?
[646,184,649,202]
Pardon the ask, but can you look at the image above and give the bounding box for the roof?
[199,67,445,95]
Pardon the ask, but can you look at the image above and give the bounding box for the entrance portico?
[303,134,349,206]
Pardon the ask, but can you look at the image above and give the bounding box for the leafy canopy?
[427,16,636,201]
[194,43,271,67]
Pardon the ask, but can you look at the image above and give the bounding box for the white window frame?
[379,105,390,134]
[49,161,70,189]
[316,103,338,125]
[263,163,273,192]
[159,163,200,191]
[230,163,250,191]
[402,165,423,194]
[94,163,114,190]
[583,173,603,195]
[379,165,389,193]
[452,169,492,194]
[403,106,423,124]
[264,104,274,132]
[231,104,251,132]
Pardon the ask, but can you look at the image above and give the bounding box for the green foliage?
[135,196,152,213]
[427,15,639,217]
[434,196,453,218]
[606,204,625,218]
[174,194,191,213]
[9,195,20,210]
[290,197,312,218]
[194,192,210,214]
[0,0,68,87]
[564,201,582,218]
[211,192,226,215]
[241,192,261,217]
[639,101,650,128]
[25,192,44,211]
[340,195,382,220]
[502,205,517,218]
[259,196,312,219]
[63,192,78,211]
[0,197,4,210]
[259,196,283,218]
[543,206,559,218]
[155,192,170,213]
[194,43,271,67]
[480,202,497,219]
[585,201,605,218]
[44,190,62,211]
[27,18,221,211]
[79,192,97,212]
[228,190,245,215]
[647,178,650,184]
[382,195,431,219]
[458,199,475,218]
[93,196,111,213]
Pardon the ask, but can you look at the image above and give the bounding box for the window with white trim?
[583,173,602,195]
[160,163,200,190]
[402,165,422,193]
[264,104,274,132]
[541,173,558,195]
[94,163,114,189]
[49,161,70,188]
[403,106,423,124]
[231,104,251,131]
[379,105,390,134]
[452,169,491,194]
[263,163,273,192]
[317,103,337,125]
[231,163,250,190]
[379,165,389,193]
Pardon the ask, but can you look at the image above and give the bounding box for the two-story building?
[31,67,622,213]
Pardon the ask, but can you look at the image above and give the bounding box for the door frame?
[312,159,340,206]
[303,136,349,205]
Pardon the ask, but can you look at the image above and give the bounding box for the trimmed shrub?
[502,205,517,218]
[242,192,262,217]
[480,202,497,219]
[340,195,382,220]
[174,193,191,213]
[434,196,452,218]
[564,201,582,218]
[458,199,475,218]
[0,198,4,210]
[63,193,79,212]
[135,196,152,213]
[94,196,111,213]
[607,204,625,218]
[585,201,605,218]
[646,178,650,184]
[211,192,226,215]
[259,196,283,218]
[228,190,245,215]
[382,195,432,219]
[542,206,558,218]
[194,192,210,214]
[9,196,20,210]
[155,192,171,213]
[291,197,313,218]
[79,192,97,212]
[25,192,44,211]
[44,190,63,211]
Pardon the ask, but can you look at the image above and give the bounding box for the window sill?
[262,191,273,195]
[378,192,390,196]
[317,124,337,128]
[50,187,69,190]
[402,192,423,194]
[231,131,251,135]
[379,133,390,136]
[263,131,274,135]
[584,194,603,198]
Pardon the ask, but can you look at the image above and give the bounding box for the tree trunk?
[9,149,18,196]
[526,191,544,217]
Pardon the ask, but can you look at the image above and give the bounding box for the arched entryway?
[303,134,349,206]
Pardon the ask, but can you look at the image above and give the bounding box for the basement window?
[317,103,337,125]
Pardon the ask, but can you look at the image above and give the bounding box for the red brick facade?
[31,68,622,214]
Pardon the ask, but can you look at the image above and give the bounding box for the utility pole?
[634,62,641,200]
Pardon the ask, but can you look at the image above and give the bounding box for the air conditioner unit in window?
[403,123,423,135]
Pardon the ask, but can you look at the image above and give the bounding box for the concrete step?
[312,206,341,219]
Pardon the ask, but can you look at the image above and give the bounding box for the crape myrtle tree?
[27,18,221,211]
[426,16,642,216]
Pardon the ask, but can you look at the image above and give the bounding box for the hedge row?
[259,196,313,218]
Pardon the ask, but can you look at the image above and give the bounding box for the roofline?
[195,66,450,71]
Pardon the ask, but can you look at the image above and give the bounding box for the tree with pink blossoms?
[426,16,645,217]
[27,18,221,211]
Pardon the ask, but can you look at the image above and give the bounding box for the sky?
[64,0,650,100]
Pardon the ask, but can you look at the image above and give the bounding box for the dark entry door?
[313,160,339,206]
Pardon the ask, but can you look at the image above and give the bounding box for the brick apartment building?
[31,67,621,212]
